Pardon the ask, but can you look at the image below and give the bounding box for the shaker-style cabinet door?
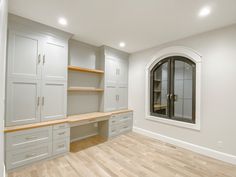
[105,57,117,87]
[42,39,67,81]
[104,86,118,112]
[7,30,43,80]
[117,58,128,87]
[117,87,128,110]
[6,78,41,126]
[41,81,67,122]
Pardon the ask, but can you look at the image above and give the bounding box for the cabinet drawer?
[53,138,69,156]
[109,116,121,126]
[6,126,52,151]
[53,123,69,130]
[109,125,120,137]
[119,122,132,133]
[6,142,52,170]
[53,128,70,140]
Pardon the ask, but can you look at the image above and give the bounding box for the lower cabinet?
[108,112,133,138]
[5,124,70,170]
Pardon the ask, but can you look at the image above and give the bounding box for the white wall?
[0,0,8,176]
[129,24,236,157]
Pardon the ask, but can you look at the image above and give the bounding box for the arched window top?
[145,46,201,130]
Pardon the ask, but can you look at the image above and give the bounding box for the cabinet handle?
[43,54,46,64]
[37,96,40,106]
[25,136,37,140]
[58,132,65,135]
[58,144,65,148]
[25,153,37,158]
[42,97,45,105]
[38,54,41,64]
[117,95,119,101]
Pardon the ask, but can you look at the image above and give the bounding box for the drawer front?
[109,115,121,126]
[53,123,69,130]
[119,114,132,123]
[109,125,120,137]
[6,142,52,170]
[53,138,69,156]
[119,122,132,133]
[6,126,52,151]
[53,128,70,140]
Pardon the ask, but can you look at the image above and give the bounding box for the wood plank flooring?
[8,132,236,177]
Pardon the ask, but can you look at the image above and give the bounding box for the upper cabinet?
[7,30,68,82]
[7,30,43,80]
[5,14,71,126]
[42,39,68,81]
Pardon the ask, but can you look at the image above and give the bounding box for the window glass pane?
[152,62,168,116]
[174,60,193,120]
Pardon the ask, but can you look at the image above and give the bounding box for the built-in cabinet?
[103,54,129,112]
[5,15,70,126]
[4,15,132,171]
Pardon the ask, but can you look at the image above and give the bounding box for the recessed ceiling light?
[119,42,126,48]
[199,6,211,17]
[58,17,68,26]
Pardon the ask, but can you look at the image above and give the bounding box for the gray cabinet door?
[117,86,128,110]
[104,86,117,112]
[41,81,67,122]
[6,78,41,126]
[42,39,67,81]
[7,30,43,80]
[117,58,128,87]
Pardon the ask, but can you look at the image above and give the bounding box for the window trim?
[145,46,202,130]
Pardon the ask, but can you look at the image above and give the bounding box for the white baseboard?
[70,133,98,143]
[133,126,236,165]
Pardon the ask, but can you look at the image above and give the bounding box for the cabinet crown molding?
[8,13,72,40]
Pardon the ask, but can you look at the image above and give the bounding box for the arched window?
[150,56,196,123]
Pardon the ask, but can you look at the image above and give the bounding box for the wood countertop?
[4,109,133,133]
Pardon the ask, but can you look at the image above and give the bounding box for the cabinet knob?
[38,54,41,64]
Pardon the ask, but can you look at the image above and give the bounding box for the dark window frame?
[150,56,196,124]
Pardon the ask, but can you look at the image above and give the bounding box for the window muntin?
[150,56,196,123]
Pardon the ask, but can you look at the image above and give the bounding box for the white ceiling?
[8,0,236,53]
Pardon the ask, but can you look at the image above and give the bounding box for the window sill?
[146,115,200,131]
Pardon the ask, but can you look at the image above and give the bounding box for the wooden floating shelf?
[68,87,104,92]
[68,65,104,74]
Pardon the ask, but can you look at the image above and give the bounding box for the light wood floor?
[8,132,236,177]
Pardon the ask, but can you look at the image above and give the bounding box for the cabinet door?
[117,87,128,110]
[105,57,117,86]
[41,81,67,122]
[117,58,128,87]
[42,39,67,81]
[104,86,117,112]
[6,79,41,126]
[7,30,42,80]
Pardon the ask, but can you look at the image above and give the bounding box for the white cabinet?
[42,40,67,81]
[104,56,128,112]
[117,58,128,87]
[41,82,67,121]
[6,79,41,126]
[6,16,71,126]
[7,30,43,80]
[117,86,128,110]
